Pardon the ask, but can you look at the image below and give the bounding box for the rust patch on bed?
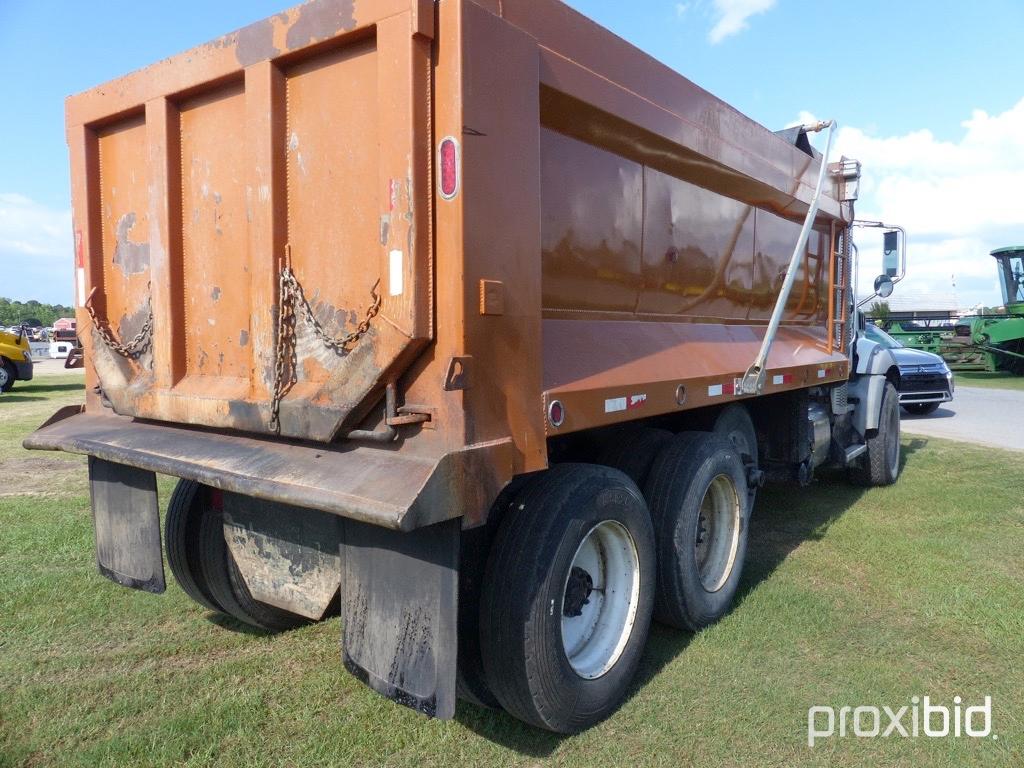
[112,212,150,276]
[285,0,356,49]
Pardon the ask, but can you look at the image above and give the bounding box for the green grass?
[1,378,1022,767]
[956,371,1024,391]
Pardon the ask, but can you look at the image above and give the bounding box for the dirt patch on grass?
[0,456,86,497]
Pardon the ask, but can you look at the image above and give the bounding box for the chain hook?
[84,285,153,359]
[268,246,381,434]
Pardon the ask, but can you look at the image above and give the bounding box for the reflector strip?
[605,397,627,413]
[389,250,403,296]
[76,268,86,307]
[772,373,794,386]
[75,230,86,307]
[708,384,723,397]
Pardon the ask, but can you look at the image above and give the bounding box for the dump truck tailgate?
[69,0,434,442]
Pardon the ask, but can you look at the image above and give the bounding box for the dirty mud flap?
[88,457,165,593]
[340,517,459,719]
[223,494,341,620]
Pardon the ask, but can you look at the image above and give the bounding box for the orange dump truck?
[27,0,906,732]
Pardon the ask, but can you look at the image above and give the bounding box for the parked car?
[865,323,954,415]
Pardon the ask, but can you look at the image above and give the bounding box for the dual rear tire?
[480,464,655,732]
[644,433,749,630]
[165,480,309,632]
[476,432,750,732]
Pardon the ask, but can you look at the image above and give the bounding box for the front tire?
[479,464,655,733]
[851,381,901,486]
[1,360,15,392]
[644,432,749,631]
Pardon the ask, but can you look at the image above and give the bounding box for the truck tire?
[596,427,673,487]
[712,404,759,508]
[902,402,940,416]
[165,479,223,613]
[479,464,655,733]
[644,432,749,631]
[1,360,15,392]
[456,521,500,709]
[850,381,901,486]
[454,478,530,710]
[197,500,309,633]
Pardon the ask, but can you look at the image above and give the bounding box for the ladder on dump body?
[826,220,851,355]
[792,242,826,318]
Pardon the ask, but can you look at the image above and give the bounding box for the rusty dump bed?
[29,0,855,529]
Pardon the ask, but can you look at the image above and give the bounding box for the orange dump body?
[36,0,855,530]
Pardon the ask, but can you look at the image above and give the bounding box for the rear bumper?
[24,407,512,531]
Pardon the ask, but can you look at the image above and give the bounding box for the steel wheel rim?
[560,520,641,680]
[695,474,741,592]
[0,367,8,390]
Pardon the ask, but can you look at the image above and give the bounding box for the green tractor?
[885,246,1024,374]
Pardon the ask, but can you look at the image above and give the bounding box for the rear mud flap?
[340,517,460,719]
[87,457,165,593]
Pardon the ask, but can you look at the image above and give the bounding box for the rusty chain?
[269,248,382,433]
[84,289,153,359]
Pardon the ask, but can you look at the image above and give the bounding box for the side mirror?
[874,274,894,299]
[883,230,899,277]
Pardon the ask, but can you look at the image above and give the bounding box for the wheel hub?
[696,514,708,546]
[563,566,594,617]
[694,474,741,593]
[560,520,641,680]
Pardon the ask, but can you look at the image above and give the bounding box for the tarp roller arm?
[739,120,836,395]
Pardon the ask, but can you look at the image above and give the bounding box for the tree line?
[0,297,75,328]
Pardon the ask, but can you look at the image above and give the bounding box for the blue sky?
[1,0,1022,309]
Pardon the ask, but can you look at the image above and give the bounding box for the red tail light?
[438,137,460,200]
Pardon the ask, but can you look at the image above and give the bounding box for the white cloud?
[0,193,73,303]
[708,0,776,44]
[786,110,819,130]
[806,98,1024,311]
[675,2,691,19]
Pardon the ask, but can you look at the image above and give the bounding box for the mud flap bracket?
[87,457,165,593]
[340,517,459,719]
